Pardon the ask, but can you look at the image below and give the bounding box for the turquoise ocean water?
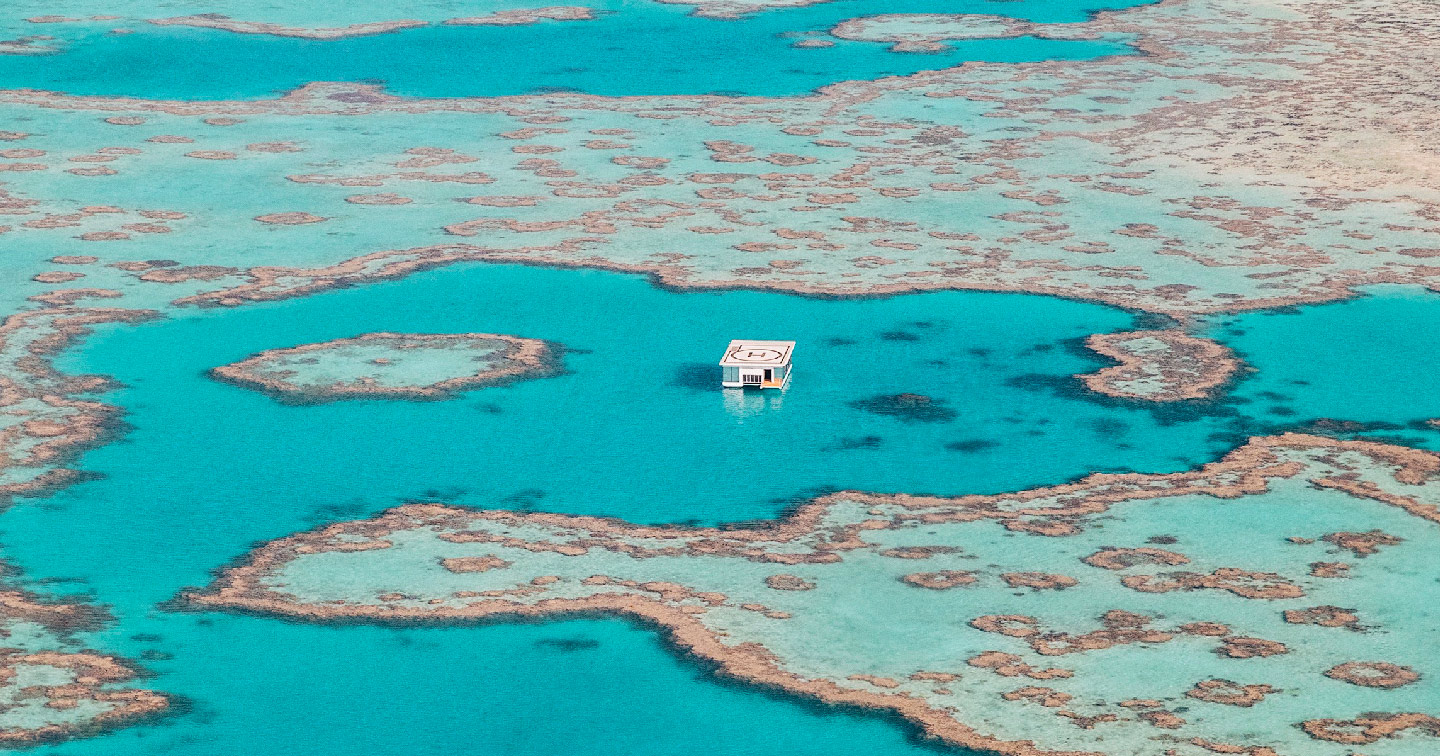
[1210,285,1440,443]
[6,261,1440,754]
[0,0,1142,98]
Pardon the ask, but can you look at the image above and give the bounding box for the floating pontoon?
[719,340,794,389]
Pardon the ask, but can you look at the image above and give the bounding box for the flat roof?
[720,340,795,367]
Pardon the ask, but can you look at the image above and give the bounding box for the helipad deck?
[719,340,794,389]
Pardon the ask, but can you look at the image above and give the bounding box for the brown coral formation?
[32,272,83,284]
[149,15,427,39]
[1301,713,1440,745]
[653,0,832,19]
[900,570,977,589]
[208,332,560,402]
[1079,331,1240,402]
[1136,708,1185,729]
[764,574,815,591]
[345,193,412,205]
[10,0,1435,342]
[0,578,170,744]
[253,211,327,225]
[440,556,512,573]
[0,651,169,744]
[971,610,1174,656]
[2,0,1440,748]
[878,546,957,559]
[1081,547,1189,570]
[1120,568,1303,599]
[184,434,1440,756]
[1324,661,1420,689]
[137,265,236,284]
[444,7,596,25]
[0,584,106,633]
[1187,738,1282,755]
[966,652,1073,680]
[1000,572,1077,591]
[1215,637,1288,659]
[1185,679,1276,707]
[0,308,157,500]
[847,673,901,689]
[1282,605,1361,630]
[1308,561,1351,578]
[1321,530,1402,557]
[1002,686,1071,708]
[827,14,1034,53]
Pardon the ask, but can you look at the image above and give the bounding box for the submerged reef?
[849,393,958,423]
[443,7,596,26]
[828,14,1101,53]
[0,575,168,744]
[0,310,168,743]
[190,434,1440,756]
[146,8,595,38]
[651,0,833,19]
[0,308,156,501]
[0,35,57,55]
[1078,330,1239,401]
[210,332,560,402]
[148,15,428,39]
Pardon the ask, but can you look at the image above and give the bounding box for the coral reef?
[187,434,1440,756]
[148,15,426,39]
[209,332,561,402]
[1079,331,1239,402]
[0,576,168,744]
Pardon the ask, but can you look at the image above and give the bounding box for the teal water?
[0,0,1143,98]
[3,261,1257,755]
[1211,285,1440,448]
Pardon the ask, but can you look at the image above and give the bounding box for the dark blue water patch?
[851,392,960,422]
[944,438,999,452]
[0,0,1147,98]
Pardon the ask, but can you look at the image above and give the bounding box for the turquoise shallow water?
[1212,286,1440,445]
[0,0,1143,98]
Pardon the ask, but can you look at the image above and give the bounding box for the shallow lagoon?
[21,263,1236,594]
[8,265,1440,753]
[0,0,1143,98]
[5,261,1228,755]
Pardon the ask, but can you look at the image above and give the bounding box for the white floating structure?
[720,340,794,389]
